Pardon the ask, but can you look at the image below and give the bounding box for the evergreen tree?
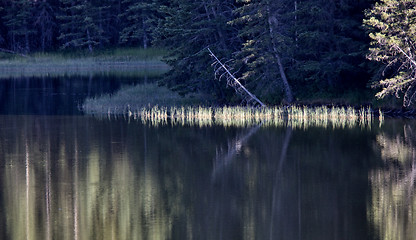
[154,0,238,100]
[119,0,156,48]
[2,0,35,53]
[58,0,108,52]
[364,0,416,106]
[97,0,122,46]
[34,0,56,52]
[0,0,375,104]
[231,0,295,103]
[0,5,4,47]
[232,0,372,103]
[290,0,372,97]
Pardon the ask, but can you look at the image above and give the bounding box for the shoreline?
[81,83,414,118]
[0,61,169,78]
[0,48,169,77]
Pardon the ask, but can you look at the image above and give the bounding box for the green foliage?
[230,0,294,102]
[119,0,157,48]
[291,0,371,93]
[228,0,373,104]
[58,0,108,52]
[364,0,416,106]
[0,0,393,106]
[2,0,36,53]
[33,0,56,51]
[153,0,239,101]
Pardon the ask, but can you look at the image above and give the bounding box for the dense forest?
[0,0,409,105]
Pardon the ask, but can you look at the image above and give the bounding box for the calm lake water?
[0,74,156,115]
[0,74,415,240]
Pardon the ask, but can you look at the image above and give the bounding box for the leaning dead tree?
[208,48,266,107]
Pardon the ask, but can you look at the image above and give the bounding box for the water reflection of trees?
[0,75,143,115]
[371,122,416,240]
[208,127,374,240]
[0,116,176,239]
[0,116,377,239]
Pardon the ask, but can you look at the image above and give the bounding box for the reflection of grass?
[0,47,169,78]
[83,85,380,128]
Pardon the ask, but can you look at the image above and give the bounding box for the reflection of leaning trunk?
[45,123,52,240]
[266,4,293,103]
[269,127,292,240]
[73,129,80,240]
[211,125,261,180]
[25,139,30,240]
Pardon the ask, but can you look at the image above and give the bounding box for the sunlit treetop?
[364,0,416,106]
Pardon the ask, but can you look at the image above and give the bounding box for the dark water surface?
[0,76,415,240]
[0,74,154,115]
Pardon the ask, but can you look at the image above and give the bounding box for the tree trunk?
[294,0,298,46]
[275,52,294,103]
[266,4,294,103]
[209,0,227,49]
[269,127,292,239]
[25,27,30,54]
[99,7,103,47]
[41,21,46,52]
[87,28,93,53]
[142,17,148,49]
[203,0,227,50]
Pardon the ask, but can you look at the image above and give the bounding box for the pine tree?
[58,0,108,52]
[34,0,56,52]
[291,0,371,95]
[153,0,238,99]
[365,0,416,106]
[231,0,295,103]
[119,0,156,48]
[96,0,121,46]
[232,0,372,103]
[2,0,35,53]
[0,6,4,47]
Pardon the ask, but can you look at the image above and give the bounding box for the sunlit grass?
[88,104,381,129]
[83,83,382,128]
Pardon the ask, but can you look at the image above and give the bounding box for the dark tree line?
[155,0,377,103]
[0,0,154,53]
[0,0,379,104]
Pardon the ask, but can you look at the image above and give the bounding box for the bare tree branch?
[208,48,266,107]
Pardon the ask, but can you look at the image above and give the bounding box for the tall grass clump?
[89,104,380,129]
[83,82,381,128]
